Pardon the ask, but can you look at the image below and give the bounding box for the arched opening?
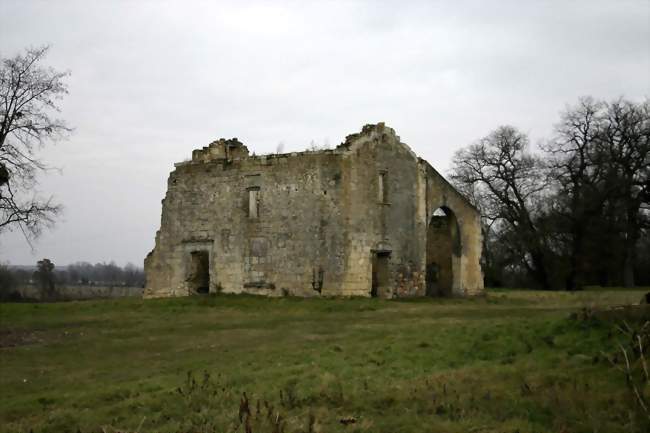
[188,250,210,294]
[426,207,461,296]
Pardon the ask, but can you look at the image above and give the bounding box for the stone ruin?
[144,123,483,298]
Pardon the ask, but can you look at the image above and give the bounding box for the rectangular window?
[378,171,388,203]
[248,188,259,219]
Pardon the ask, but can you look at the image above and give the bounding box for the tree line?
[0,259,145,299]
[450,97,649,290]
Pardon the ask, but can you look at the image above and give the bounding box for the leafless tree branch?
[0,45,70,243]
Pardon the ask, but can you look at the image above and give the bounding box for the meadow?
[0,289,648,433]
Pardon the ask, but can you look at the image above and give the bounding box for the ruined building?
[144,123,483,298]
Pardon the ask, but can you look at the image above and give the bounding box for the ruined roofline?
[174,147,340,168]
[336,122,398,149]
[174,122,413,167]
[170,123,476,214]
[335,122,421,163]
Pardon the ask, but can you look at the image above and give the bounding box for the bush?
[0,263,19,300]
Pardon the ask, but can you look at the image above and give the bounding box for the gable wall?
[336,126,424,297]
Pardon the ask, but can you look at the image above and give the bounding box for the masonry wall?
[145,149,351,297]
[144,124,484,298]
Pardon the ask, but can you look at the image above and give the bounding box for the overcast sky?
[1,0,648,267]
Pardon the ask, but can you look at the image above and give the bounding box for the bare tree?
[544,97,607,290]
[450,126,553,289]
[599,99,650,287]
[0,45,70,242]
[452,98,650,290]
[545,97,649,288]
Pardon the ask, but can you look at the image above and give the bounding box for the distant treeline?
[0,260,145,294]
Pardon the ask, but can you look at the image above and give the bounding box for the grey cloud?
[0,0,648,265]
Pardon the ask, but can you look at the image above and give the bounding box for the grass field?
[0,289,648,433]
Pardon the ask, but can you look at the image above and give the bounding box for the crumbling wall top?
[176,123,409,169]
[336,122,400,150]
[190,138,250,163]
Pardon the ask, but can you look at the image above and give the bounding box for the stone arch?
[426,206,461,296]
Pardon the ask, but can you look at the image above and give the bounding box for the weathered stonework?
[144,124,483,298]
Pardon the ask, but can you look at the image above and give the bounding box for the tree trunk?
[622,204,638,288]
[622,252,635,288]
[529,244,551,290]
[566,224,585,291]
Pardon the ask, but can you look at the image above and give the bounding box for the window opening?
[378,172,388,203]
[248,187,260,219]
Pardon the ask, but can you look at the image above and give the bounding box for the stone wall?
[144,123,483,298]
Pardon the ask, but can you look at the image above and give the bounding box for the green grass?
[0,289,648,433]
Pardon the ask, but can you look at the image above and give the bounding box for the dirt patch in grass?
[0,328,46,348]
[0,328,68,348]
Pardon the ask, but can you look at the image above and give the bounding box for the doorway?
[188,250,210,294]
[371,251,391,298]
